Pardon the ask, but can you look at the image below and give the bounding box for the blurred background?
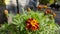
[0,0,60,25]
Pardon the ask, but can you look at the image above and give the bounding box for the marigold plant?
[0,9,60,34]
[26,18,39,31]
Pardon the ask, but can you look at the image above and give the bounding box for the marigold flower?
[44,5,48,8]
[4,10,8,15]
[31,23,39,30]
[26,23,31,30]
[31,26,37,30]
[26,18,39,31]
[27,7,31,12]
[45,9,51,14]
[37,5,43,9]
[53,13,56,17]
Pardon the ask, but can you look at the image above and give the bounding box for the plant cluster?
[0,0,5,6]
[0,9,60,34]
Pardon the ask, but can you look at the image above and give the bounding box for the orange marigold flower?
[31,26,36,30]
[26,23,31,30]
[45,9,51,14]
[31,24,39,30]
[26,18,39,31]
[4,10,8,15]
[37,5,43,9]
[53,13,56,17]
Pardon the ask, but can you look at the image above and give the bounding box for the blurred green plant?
[39,0,50,5]
[0,10,60,34]
[39,0,59,5]
[0,0,5,6]
[49,0,54,4]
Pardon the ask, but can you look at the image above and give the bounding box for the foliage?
[49,0,54,4]
[39,0,50,5]
[0,0,5,6]
[0,10,60,34]
[39,0,56,4]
